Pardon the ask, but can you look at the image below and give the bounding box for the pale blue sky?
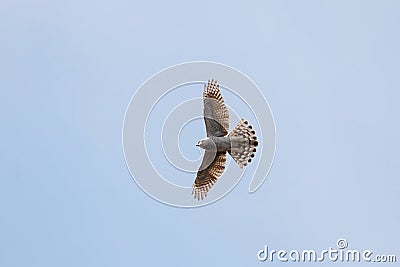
[1,0,399,266]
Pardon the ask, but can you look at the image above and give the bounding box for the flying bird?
[193,79,259,200]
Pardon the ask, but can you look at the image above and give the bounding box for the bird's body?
[192,80,259,200]
[197,137,231,152]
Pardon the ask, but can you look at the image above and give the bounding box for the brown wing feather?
[192,151,226,200]
[203,80,229,137]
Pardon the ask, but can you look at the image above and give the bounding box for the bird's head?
[196,139,204,148]
[196,138,215,150]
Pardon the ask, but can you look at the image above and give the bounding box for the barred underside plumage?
[203,80,229,137]
[193,152,226,200]
[228,119,259,168]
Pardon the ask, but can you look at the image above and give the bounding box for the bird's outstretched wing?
[192,151,226,200]
[203,80,229,137]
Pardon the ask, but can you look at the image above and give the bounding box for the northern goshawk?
[193,80,259,200]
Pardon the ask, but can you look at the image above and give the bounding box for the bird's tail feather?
[228,119,258,168]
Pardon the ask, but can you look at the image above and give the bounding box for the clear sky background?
[1,0,399,266]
